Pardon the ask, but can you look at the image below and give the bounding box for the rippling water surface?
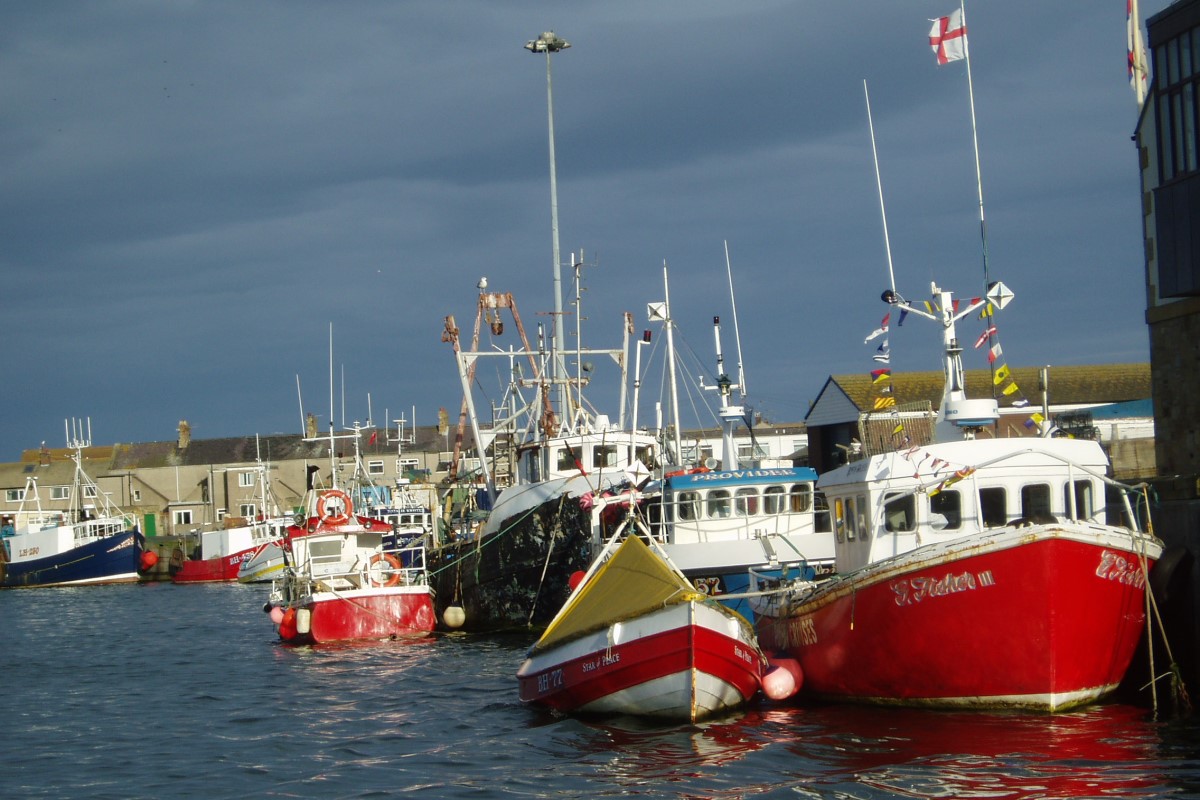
[4,583,1200,799]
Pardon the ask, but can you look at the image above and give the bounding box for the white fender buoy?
[762,657,803,700]
[443,605,466,629]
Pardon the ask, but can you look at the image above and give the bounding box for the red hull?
[518,601,766,721]
[757,532,1154,710]
[172,549,253,584]
[279,588,436,645]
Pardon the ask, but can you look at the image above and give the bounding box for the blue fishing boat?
[2,424,146,589]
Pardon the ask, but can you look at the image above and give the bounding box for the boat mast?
[662,261,683,467]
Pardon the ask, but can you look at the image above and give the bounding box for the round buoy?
[139,550,159,572]
[761,664,798,700]
[442,605,466,629]
[269,606,285,625]
[568,571,587,592]
[278,608,298,641]
[762,656,803,700]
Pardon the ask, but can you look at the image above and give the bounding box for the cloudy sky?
[0,1,1170,461]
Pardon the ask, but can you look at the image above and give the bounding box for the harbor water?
[4,582,1200,799]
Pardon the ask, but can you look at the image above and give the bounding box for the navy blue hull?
[2,530,145,588]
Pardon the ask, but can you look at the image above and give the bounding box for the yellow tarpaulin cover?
[530,535,696,655]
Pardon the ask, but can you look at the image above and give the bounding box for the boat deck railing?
[294,540,429,594]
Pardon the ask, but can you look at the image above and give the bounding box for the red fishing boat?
[265,513,435,644]
[752,282,1163,711]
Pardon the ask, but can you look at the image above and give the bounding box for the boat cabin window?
[1065,480,1094,521]
[840,496,868,542]
[707,489,732,519]
[833,498,846,543]
[929,490,962,531]
[1021,484,1053,521]
[883,493,916,532]
[520,448,542,484]
[593,445,620,469]
[308,539,343,563]
[979,487,1007,528]
[789,484,812,513]
[635,445,656,469]
[735,488,759,516]
[764,485,786,515]
[676,491,700,521]
[556,447,577,473]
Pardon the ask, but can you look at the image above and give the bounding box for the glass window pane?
[707,489,731,519]
[1169,37,1180,85]
[979,487,1007,527]
[1183,32,1194,78]
[929,490,962,530]
[735,488,758,516]
[884,493,916,532]
[1186,83,1197,172]
[1161,94,1175,180]
[789,484,812,513]
[1020,484,1053,520]
[764,486,785,515]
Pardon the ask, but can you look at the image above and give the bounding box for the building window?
[83,485,98,499]
[239,503,256,518]
[174,510,193,526]
[368,460,385,476]
[238,472,255,488]
[5,488,25,503]
[131,489,141,503]
[50,486,70,500]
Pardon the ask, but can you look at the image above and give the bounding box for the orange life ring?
[369,552,403,587]
[316,489,352,525]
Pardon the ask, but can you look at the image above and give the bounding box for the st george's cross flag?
[929,9,967,65]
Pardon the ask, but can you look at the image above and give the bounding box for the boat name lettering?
[109,537,135,552]
[795,616,818,647]
[892,570,992,606]
[691,469,793,482]
[1095,550,1146,588]
[536,668,564,694]
[18,546,40,558]
[694,577,721,596]
[581,651,620,674]
[733,645,755,665]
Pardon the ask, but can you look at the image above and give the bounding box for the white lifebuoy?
[369,553,403,587]
[316,489,352,525]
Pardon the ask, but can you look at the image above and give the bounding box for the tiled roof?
[828,363,1150,413]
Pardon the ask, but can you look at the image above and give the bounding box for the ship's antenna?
[723,240,748,397]
[864,80,897,294]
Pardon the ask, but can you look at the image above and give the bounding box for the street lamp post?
[525,31,571,427]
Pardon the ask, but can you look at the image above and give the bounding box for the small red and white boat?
[265,512,435,645]
[752,282,1163,712]
[518,531,798,722]
[171,513,293,584]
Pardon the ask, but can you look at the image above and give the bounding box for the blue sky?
[0,1,1171,460]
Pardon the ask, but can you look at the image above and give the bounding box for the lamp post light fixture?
[525,31,571,425]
